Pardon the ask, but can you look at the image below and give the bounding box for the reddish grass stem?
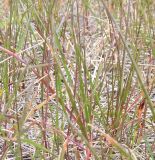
[0,46,55,94]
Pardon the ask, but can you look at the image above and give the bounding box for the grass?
[0,0,155,159]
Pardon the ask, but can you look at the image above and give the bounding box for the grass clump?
[0,0,155,159]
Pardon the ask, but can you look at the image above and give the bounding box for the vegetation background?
[0,0,155,159]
